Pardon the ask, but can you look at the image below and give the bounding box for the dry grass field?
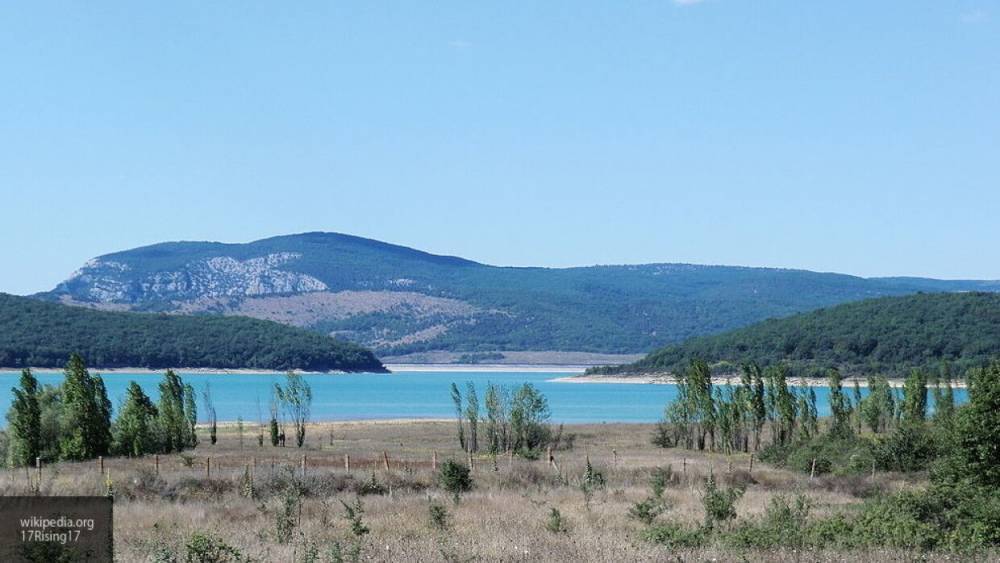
[0,421,963,562]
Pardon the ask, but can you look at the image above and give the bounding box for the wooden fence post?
[810,458,817,480]
[344,454,351,472]
[612,449,618,470]
[154,454,160,475]
[682,457,687,475]
[301,455,307,479]
[35,457,41,489]
[749,454,754,475]
[98,456,104,474]
[432,451,438,471]
[468,452,474,470]
[382,451,390,472]
[206,457,211,479]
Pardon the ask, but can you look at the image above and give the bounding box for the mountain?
[35,232,1000,361]
[0,293,384,372]
[591,292,1000,377]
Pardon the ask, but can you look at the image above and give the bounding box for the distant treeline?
[592,292,1000,377]
[0,293,385,372]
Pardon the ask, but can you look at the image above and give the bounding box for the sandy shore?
[386,363,586,373]
[553,374,968,388]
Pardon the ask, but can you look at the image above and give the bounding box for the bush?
[643,523,706,548]
[184,532,248,563]
[428,502,449,531]
[701,475,743,529]
[872,424,939,472]
[438,460,472,501]
[545,508,568,534]
[760,434,874,476]
[628,496,667,526]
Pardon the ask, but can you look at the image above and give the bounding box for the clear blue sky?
[2,2,997,295]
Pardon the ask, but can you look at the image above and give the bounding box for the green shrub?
[341,498,369,538]
[650,466,673,498]
[438,460,473,502]
[428,502,449,531]
[872,424,939,472]
[545,508,568,534]
[701,474,743,529]
[184,532,248,563]
[643,523,706,548]
[628,496,667,526]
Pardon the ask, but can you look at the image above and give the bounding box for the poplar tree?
[114,382,158,457]
[59,354,109,460]
[8,368,41,466]
[464,382,479,453]
[156,370,188,453]
[450,382,466,451]
[183,383,198,446]
[827,369,852,437]
[901,369,928,425]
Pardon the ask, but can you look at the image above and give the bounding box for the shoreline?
[0,364,588,376]
[553,374,969,389]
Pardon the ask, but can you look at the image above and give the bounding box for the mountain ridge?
[34,232,1000,359]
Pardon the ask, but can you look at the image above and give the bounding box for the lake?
[0,370,969,424]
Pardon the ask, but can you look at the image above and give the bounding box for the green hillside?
[37,232,1000,356]
[0,293,385,372]
[592,292,1000,377]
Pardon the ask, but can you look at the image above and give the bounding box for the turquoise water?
[0,371,969,424]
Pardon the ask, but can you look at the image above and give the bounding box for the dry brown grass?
[0,422,956,562]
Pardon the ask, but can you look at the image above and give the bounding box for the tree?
[450,382,465,451]
[7,368,41,466]
[156,370,188,453]
[510,383,551,453]
[932,364,955,427]
[202,383,218,445]
[113,382,158,457]
[183,383,198,447]
[59,354,110,460]
[943,361,1000,488]
[748,363,766,451]
[269,387,280,447]
[769,365,797,446]
[852,380,864,434]
[827,369,852,437]
[464,382,479,453]
[901,369,928,425]
[484,383,507,453]
[275,372,312,448]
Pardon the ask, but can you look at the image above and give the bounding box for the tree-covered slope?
[35,232,1000,356]
[593,292,1000,376]
[0,293,385,372]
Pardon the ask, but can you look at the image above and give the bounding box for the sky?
[1,2,998,295]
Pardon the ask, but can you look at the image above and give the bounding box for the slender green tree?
[59,354,108,460]
[7,368,41,466]
[113,382,158,457]
[464,381,479,453]
[933,364,955,427]
[202,383,218,445]
[156,370,188,453]
[827,369,852,437]
[275,372,312,447]
[748,363,766,451]
[183,383,198,447]
[450,382,466,451]
[901,369,928,425]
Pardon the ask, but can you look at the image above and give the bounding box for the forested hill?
[0,293,385,372]
[34,232,1000,358]
[591,292,1000,377]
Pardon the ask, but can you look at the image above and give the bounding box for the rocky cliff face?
[55,252,327,304]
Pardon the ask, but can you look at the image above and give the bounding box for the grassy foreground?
[0,421,965,562]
